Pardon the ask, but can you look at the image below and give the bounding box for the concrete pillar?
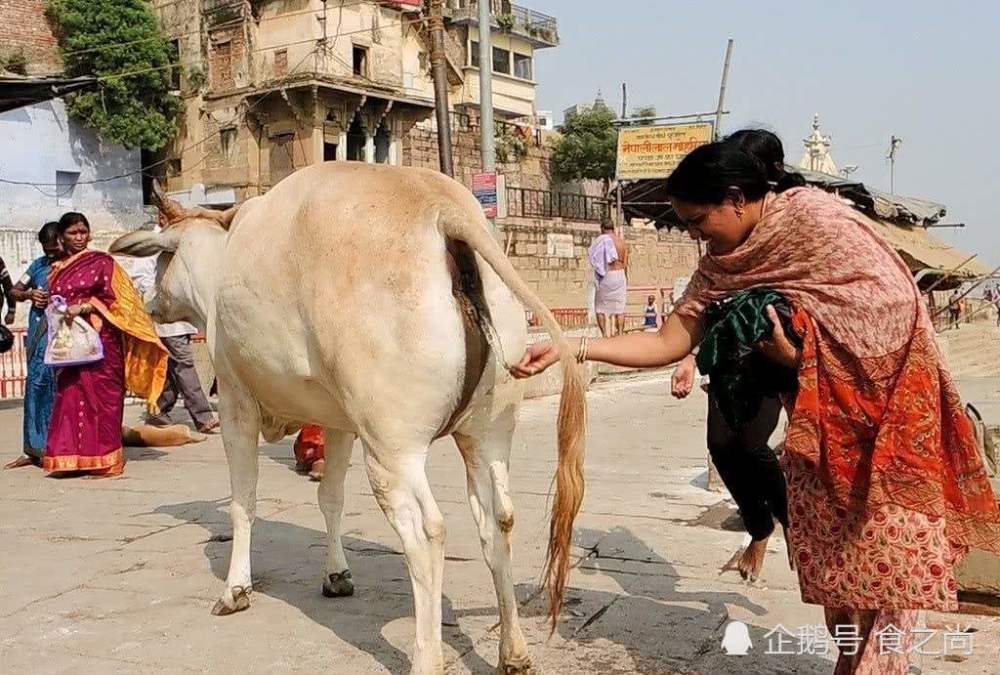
[388,135,399,165]
[311,126,323,165]
[336,132,347,161]
[364,133,375,163]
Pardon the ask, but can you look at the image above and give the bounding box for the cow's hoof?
[211,585,251,616]
[322,570,354,597]
[497,657,534,675]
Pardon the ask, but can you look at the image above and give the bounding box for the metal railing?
[1,331,208,402]
[447,1,559,44]
[506,188,610,223]
[0,328,27,400]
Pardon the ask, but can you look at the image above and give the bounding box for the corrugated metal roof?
[0,75,98,113]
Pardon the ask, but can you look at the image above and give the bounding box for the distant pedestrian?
[661,291,674,325]
[948,289,962,329]
[126,226,218,434]
[642,294,658,330]
[4,223,62,469]
[294,425,326,480]
[588,222,628,337]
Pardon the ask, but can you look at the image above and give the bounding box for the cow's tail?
[439,207,586,631]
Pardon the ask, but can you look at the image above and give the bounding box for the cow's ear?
[108,229,182,257]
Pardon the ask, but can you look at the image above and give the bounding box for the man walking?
[588,222,629,336]
[126,252,218,433]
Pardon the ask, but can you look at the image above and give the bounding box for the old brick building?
[0,0,62,75]
[150,0,698,312]
[153,0,560,203]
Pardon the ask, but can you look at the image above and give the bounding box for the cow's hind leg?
[211,378,261,616]
[362,439,444,675]
[319,428,355,597]
[454,415,531,674]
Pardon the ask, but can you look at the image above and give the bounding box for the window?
[274,48,288,77]
[513,52,532,80]
[168,39,181,90]
[269,133,295,184]
[492,46,510,75]
[219,127,237,157]
[55,171,80,206]
[352,45,368,77]
[323,142,338,162]
[470,40,480,68]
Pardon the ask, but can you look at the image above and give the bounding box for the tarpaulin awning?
[0,75,98,114]
[870,218,990,279]
[796,167,947,226]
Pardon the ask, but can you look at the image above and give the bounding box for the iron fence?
[506,188,610,223]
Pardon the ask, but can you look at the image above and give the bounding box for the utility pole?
[429,0,454,177]
[477,0,495,227]
[713,39,734,141]
[887,135,902,193]
[616,82,627,228]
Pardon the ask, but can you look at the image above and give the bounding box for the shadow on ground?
[159,483,831,674]
[156,498,496,674]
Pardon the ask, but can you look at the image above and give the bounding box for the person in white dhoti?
[588,222,628,336]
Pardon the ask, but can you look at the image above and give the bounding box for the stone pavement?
[2,373,999,674]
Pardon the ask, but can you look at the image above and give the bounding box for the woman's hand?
[755,305,801,369]
[671,354,696,399]
[28,288,49,309]
[64,303,91,323]
[3,310,14,325]
[510,340,561,378]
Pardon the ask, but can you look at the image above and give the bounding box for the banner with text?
[616,122,714,180]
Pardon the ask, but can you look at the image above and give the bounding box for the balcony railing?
[506,187,610,223]
[446,0,559,46]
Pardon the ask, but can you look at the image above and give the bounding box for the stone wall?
[498,218,700,310]
[402,117,552,190]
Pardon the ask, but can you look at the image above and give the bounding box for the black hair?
[600,221,615,231]
[724,128,806,192]
[38,221,60,245]
[57,211,90,234]
[665,142,771,205]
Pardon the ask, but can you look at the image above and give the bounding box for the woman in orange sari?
[43,212,169,477]
[513,142,1000,674]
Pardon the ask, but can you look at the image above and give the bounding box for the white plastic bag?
[44,295,104,367]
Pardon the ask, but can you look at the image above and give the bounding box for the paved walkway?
[1,373,998,673]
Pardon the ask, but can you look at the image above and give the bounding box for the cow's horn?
[150,179,186,223]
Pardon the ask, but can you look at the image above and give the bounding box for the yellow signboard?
[616,122,714,180]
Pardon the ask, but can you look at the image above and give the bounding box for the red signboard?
[472,172,498,218]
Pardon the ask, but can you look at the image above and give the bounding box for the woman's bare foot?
[738,538,768,581]
[4,456,36,469]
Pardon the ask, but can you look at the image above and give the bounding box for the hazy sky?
[533,0,999,267]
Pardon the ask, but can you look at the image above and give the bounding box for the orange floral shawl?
[676,187,1000,555]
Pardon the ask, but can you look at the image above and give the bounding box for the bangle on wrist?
[576,336,590,364]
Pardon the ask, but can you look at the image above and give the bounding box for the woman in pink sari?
[513,142,1000,674]
[43,212,169,477]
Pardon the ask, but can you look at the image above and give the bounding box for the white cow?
[111,163,586,674]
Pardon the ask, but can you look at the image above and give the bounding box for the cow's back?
[213,163,524,435]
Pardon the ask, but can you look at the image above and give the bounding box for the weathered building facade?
[0,0,145,290]
[153,0,559,202]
